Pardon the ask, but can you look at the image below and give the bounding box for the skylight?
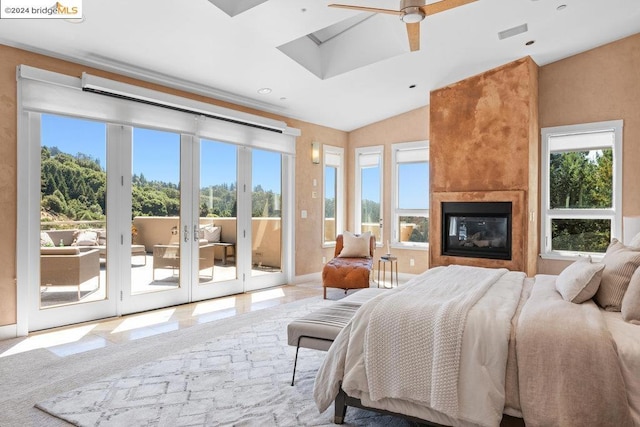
[208,0,268,17]
[278,13,407,80]
[307,14,374,45]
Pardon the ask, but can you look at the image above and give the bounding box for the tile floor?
[1,280,385,359]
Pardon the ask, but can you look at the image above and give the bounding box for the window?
[541,120,622,258]
[391,141,429,248]
[323,145,344,245]
[355,146,383,244]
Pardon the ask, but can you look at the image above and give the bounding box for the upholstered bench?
[287,288,386,385]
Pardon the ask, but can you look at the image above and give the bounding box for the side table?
[377,255,398,288]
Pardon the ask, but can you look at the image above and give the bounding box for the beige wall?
[294,123,348,276]
[347,107,430,274]
[0,44,346,326]
[537,33,640,274]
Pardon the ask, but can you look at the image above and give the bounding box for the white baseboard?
[293,272,321,284]
[0,323,18,341]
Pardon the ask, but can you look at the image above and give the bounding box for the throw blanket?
[517,275,634,427]
[314,265,525,427]
[365,265,508,418]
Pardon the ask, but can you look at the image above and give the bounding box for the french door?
[118,127,190,314]
[28,114,291,330]
[30,114,117,331]
[191,141,290,299]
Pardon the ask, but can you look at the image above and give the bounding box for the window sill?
[539,251,605,262]
[390,243,429,252]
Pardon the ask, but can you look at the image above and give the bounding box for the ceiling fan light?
[400,7,424,23]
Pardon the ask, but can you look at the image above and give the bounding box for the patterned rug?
[35,298,411,426]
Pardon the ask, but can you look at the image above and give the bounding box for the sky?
[41,114,281,192]
[360,163,429,209]
[41,113,428,206]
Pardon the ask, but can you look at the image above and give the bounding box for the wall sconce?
[623,216,640,245]
[311,141,320,164]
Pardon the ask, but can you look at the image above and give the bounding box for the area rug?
[35,297,411,426]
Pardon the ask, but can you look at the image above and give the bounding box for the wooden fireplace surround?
[431,191,526,272]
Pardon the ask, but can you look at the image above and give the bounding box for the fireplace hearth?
[441,202,512,260]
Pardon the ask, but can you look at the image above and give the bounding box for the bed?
[313,263,640,427]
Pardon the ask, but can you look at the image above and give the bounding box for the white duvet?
[314,265,525,427]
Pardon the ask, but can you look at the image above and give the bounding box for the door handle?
[184,225,189,243]
[193,226,199,242]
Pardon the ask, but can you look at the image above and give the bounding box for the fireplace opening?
[442,202,512,260]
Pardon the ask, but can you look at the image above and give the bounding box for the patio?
[40,253,247,308]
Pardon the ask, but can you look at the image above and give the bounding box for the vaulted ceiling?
[0,0,639,131]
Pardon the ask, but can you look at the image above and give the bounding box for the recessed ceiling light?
[257,88,272,95]
[557,4,567,10]
[525,40,535,46]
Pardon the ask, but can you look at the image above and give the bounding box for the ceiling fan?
[328,0,477,52]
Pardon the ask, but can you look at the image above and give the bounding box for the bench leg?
[291,335,334,386]
[291,343,301,386]
[323,286,327,299]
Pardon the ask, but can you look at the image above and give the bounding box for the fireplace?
[441,202,512,260]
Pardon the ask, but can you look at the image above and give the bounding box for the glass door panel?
[130,128,182,294]
[31,114,116,331]
[198,140,238,285]
[251,149,282,277]
[39,114,107,308]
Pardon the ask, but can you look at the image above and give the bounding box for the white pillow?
[73,230,99,246]
[40,231,55,247]
[202,225,221,243]
[629,231,640,248]
[338,231,372,258]
[555,256,605,304]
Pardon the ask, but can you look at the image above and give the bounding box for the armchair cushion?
[322,257,373,288]
[41,247,81,255]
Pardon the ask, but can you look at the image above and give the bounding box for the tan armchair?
[322,233,375,299]
[40,247,100,299]
[152,243,216,280]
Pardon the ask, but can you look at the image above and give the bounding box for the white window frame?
[540,120,623,260]
[354,145,383,245]
[323,145,344,246]
[391,140,429,250]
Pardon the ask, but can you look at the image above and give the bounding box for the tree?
[549,149,613,252]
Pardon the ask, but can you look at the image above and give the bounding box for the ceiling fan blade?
[406,23,420,52]
[328,4,402,15]
[420,0,477,16]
